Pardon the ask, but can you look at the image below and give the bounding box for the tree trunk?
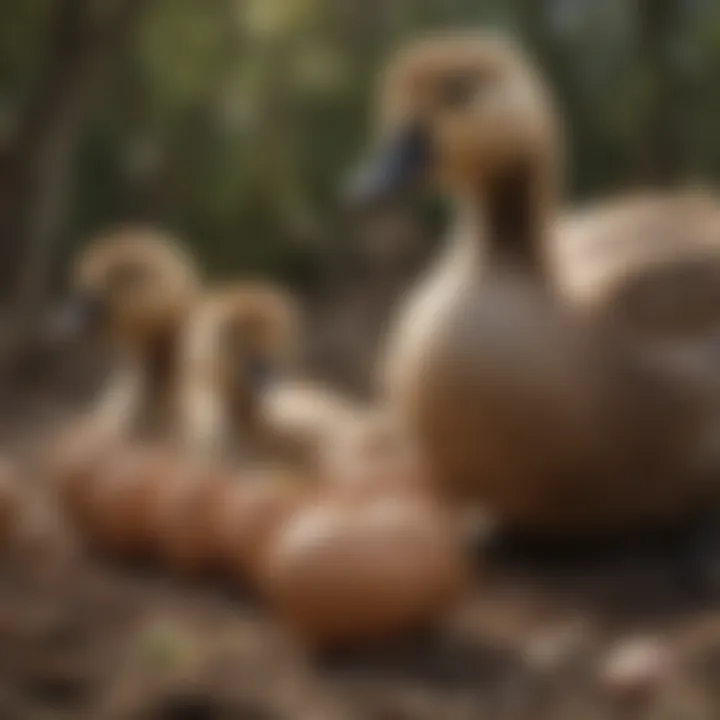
[0,0,151,317]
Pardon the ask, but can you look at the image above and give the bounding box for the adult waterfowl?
[347,32,719,535]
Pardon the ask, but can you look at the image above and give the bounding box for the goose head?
[53,227,201,350]
[189,283,299,406]
[348,32,560,210]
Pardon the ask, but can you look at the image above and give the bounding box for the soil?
[0,305,719,720]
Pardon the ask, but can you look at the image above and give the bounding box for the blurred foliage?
[3,0,720,284]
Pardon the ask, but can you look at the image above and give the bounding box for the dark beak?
[345,122,431,206]
[44,291,108,342]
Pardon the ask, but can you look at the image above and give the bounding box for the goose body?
[382,208,709,532]
[349,32,720,534]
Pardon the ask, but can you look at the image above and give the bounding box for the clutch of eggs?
[47,420,312,583]
[44,412,469,651]
[212,466,311,585]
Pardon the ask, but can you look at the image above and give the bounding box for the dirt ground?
[0,302,720,720]
[1,413,720,720]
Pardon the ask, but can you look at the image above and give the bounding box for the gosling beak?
[345,121,431,206]
[44,291,108,342]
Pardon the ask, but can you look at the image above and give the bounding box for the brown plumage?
[58,226,201,440]
[554,190,720,337]
[348,31,720,534]
[176,281,301,463]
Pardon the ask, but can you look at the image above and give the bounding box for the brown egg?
[258,492,469,649]
[87,444,186,557]
[213,468,310,586]
[0,459,19,550]
[45,421,125,530]
[152,466,231,575]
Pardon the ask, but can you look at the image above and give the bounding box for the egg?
[258,492,469,649]
[86,444,185,557]
[152,466,231,575]
[213,467,310,586]
[45,420,125,531]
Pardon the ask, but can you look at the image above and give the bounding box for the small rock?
[599,637,673,703]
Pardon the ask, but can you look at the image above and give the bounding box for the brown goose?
[347,31,720,535]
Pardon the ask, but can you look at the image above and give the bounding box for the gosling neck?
[112,321,179,392]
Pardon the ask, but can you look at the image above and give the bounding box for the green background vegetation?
[1,0,719,301]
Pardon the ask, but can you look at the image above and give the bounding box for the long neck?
[457,155,556,284]
[113,322,179,403]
